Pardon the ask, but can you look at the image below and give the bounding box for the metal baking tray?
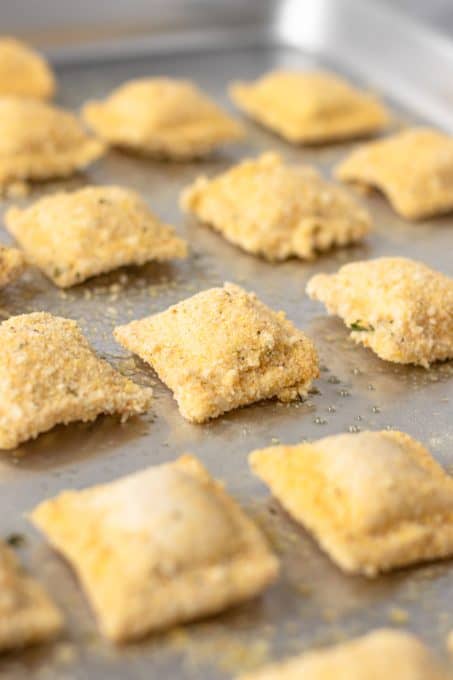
[1,1,453,677]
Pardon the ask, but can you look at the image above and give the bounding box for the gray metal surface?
[0,1,452,677]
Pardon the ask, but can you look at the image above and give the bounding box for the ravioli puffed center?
[91,466,242,571]
[316,432,453,533]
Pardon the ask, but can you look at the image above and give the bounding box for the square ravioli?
[0,244,25,288]
[181,152,371,260]
[229,70,389,144]
[0,97,104,192]
[0,37,55,100]
[0,541,63,652]
[82,77,244,160]
[249,430,453,576]
[0,312,152,450]
[114,283,319,423]
[6,185,188,287]
[31,454,279,642]
[306,257,453,367]
[336,127,453,219]
[238,629,450,679]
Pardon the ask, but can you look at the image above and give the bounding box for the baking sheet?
[0,1,453,677]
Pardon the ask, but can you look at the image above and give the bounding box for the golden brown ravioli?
[229,70,389,144]
[0,97,104,193]
[82,77,243,159]
[0,244,26,288]
[0,312,153,450]
[6,185,188,287]
[0,37,55,100]
[114,283,319,423]
[31,454,279,642]
[238,629,450,679]
[336,127,453,219]
[306,257,453,367]
[250,430,453,576]
[181,152,370,260]
[0,541,63,652]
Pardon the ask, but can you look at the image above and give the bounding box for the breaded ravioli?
[250,431,453,576]
[229,70,389,144]
[114,283,319,423]
[31,455,279,642]
[0,97,104,193]
[0,244,26,288]
[181,152,371,260]
[6,185,188,287]
[0,541,63,652]
[336,127,453,219]
[0,37,55,100]
[0,313,153,450]
[306,257,453,367]
[238,629,450,679]
[82,77,243,159]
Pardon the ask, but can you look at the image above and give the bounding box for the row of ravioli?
[2,430,453,679]
[2,36,453,221]
[0,35,453,677]
[1,265,452,452]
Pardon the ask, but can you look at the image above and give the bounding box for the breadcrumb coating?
[0,541,63,652]
[6,185,188,287]
[0,97,105,192]
[181,152,371,260]
[31,454,278,642]
[336,127,453,219]
[0,244,26,288]
[250,430,453,576]
[238,629,450,679]
[0,37,55,100]
[307,257,453,367]
[114,283,319,423]
[229,70,389,144]
[82,77,243,159]
[0,312,153,449]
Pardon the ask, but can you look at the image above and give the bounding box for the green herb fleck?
[6,533,26,548]
[350,321,374,332]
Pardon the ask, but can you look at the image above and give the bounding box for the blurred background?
[2,0,453,48]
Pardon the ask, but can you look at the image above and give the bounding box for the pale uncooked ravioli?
[0,312,153,449]
[336,127,453,219]
[6,185,188,287]
[0,541,63,652]
[82,77,244,159]
[31,454,279,642]
[306,257,453,367]
[238,629,450,679]
[0,37,55,100]
[250,430,453,576]
[229,70,389,144]
[0,97,105,192]
[181,152,371,260]
[114,282,319,423]
[0,244,26,288]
